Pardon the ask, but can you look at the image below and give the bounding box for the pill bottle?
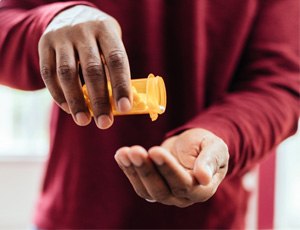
[82,73,166,121]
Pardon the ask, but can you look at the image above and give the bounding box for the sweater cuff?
[33,1,97,34]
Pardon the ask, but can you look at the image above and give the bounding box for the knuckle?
[112,80,129,95]
[40,66,52,82]
[91,97,111,113]
[107,50,126,69]
[38,34,51,48]
[57,65,76,81]
[126,167,138,177]
[159,166,174,178]
[97,15,119,29]
[85,63,103,79]
[138,167,153,179]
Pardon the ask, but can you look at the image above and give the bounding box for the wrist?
[44,5,113,34]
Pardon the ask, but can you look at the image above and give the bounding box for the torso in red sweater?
[0,0,299,228]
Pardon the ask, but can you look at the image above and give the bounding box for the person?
[0,0,299,229]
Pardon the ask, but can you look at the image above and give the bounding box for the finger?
[96,21,132,113]
[193,137,229,186]
[185,174,221,202]
[150,146,224,203]
[114,147,152,200]
[38,41,70,114]
[77,40,113,129]
[148,146,195,200]
[191,165,229,202]
[56,44,91,126]
[127,146,174,204]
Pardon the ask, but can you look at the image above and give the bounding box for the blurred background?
[0,86,299,229]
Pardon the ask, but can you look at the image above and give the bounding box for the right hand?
[38,5,132,129]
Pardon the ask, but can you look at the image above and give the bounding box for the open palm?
[115,128,229,207]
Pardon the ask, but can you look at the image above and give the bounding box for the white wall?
[275,131,300,229]
[0,157,45,230]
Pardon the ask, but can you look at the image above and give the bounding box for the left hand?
[114,128,230,207]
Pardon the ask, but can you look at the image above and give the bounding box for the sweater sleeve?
[0,1,95,90]
[167,0,300,177]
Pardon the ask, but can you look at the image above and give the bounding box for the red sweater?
[0,0,299,229]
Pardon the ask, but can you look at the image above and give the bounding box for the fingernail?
[75,112,90,125]
[151,155,164,165]
[97,115,112,129]
[117,97,131,113]
[61,102,70,114]
[130,154,143,167]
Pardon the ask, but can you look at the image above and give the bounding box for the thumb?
[193,153,215,186]
[193,139,229,186]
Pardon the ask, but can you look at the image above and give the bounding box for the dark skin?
[38,6,132,129]
[39,5,230,207]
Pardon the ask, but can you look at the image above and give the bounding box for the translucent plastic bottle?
[82,74,167,121]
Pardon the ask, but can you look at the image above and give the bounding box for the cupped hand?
[115,128,229,207]
[38,5,132,129]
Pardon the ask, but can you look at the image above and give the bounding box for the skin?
[38,5,132,129]
[39,6,230,207]
[115,128,229,207]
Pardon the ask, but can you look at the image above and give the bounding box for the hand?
[115,128,229,207]
[38,5,132,129]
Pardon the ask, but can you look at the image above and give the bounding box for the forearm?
[0,1,94,90]
[171,81,299,177]
[167,0,300,177]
